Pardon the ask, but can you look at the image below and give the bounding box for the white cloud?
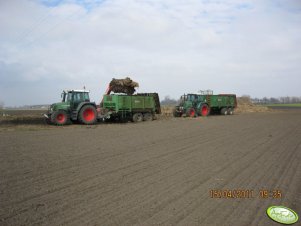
[0,0,300,105]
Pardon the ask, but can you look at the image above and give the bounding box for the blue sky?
[0,0,301,106]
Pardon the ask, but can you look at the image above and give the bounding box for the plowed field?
[0,111,300,226]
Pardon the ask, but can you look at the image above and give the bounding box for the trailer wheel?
[228,108,234,115]
[132,113,143,122]
[200,104,210,117]
[51,110,69,125]
[220,108,228,115]
[78,105,97,125]
[187,108,197,117]
[143,113,153,121]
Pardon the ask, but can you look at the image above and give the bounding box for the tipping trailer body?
[99,93,161,121]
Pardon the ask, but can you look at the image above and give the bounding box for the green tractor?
[173,92,237,117]
[44,90,97,125]
[173,94,210,117]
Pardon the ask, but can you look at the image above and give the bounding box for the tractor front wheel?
[78,105,97,125]
[200,104,210,116]
[187,108,197,117]
[51,110,69,125]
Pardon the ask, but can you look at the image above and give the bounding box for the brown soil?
[0,111,300,226]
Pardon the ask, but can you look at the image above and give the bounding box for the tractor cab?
[61,90,90,110]
[180,94,199,102]
[178,94,201,107]
[61,90,90,103]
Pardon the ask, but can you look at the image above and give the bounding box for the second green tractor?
[173,91,237,117]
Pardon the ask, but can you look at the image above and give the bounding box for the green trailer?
[100,93,161,122]
[173,92,237,117]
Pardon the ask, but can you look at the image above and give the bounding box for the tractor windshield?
[61,92,72,102]
[67,92,73,102]
[72,92,89,102]
[187,94,198,101]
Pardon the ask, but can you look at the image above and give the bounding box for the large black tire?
[51,110,69,126]
[186,108,197,117]
[78,105,97,125]
[132,113,143,122]
[228,108,234,115]
[199,104,210,117]
[143,113,153,121]
[220,108,228,115]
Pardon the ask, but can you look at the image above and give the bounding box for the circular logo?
[267,206,299,225]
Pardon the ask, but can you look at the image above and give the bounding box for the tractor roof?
[64,90,90,93]
[182,93,201,96]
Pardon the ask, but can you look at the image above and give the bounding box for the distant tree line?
[251,96,301,104]
[226,95,301,105]
[160,96,178,105]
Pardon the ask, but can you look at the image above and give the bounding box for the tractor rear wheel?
[143,113,153,121]
[187,108,196,117]
[132,113,143,122]
[51,110,69,125]
[220,108,228,115]
[200,104,210,116]
[78,105,97,125]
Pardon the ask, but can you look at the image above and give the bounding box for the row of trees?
[160,96,178,105]
[251,96,301,104]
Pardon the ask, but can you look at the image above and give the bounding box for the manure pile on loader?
[109,77,139,95]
